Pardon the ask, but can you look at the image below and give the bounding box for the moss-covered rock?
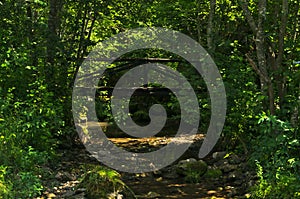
[176,159,208,177]
[203,168,223,179]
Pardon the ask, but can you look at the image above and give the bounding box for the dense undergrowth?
[0,82,65,198]
[249,114,300,198]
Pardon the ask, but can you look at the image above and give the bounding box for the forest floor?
[37,133,255,199]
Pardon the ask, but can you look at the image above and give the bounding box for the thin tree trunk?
[26,1,38,68]
[207,0,216,55]
[276,0,288,107]
[77,3,88,60]
[47,0,62,91]
[240,0,276,115]
[196,0,202,43]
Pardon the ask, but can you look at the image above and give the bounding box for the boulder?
[212,151,227,161]
[203,168,223,179]
[176,159,208,177]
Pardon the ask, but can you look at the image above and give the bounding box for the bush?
[78,165,136,199]
[0,79,66,198]
[250,113,300,198]
[0,166,10,199]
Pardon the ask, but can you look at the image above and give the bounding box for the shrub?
[78,165,136,199]
[0,166,10,199]
[0,80,65,198]
[250,113,300,198]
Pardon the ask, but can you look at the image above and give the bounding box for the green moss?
[203,168,223,179]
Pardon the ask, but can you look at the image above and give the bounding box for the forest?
[0,0,300,198]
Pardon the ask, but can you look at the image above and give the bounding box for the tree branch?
[239,0,258,34]
[245,53,270,84]
[276,0,288,67]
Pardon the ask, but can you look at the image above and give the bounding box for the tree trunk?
[276,0,288,107]
[46,0,62,91]
[239,0,276,115]
[196,0,202,43]
[207,0,216,55]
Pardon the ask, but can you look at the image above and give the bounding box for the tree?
[238,0,298,116]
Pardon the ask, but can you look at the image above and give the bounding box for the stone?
[47,193,56,198]
[176,159,208,176]
[156,177,163,182]
[153,170,162,177]
[146,191,161,198]
[178,158,197,165]
[203,168,223,179]
[70,192,86,199]
[214,159,229,167]
[162,168,179,179]
[61,190,76,197]
[212,151,227,161]
[221,164,238,173]
[228,154,242,164]
[227,170,243,182]
[55,171,75,181]
[207,190,217,195]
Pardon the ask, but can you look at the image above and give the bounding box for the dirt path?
[38,135,254,199]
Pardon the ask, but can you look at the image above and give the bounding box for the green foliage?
[250,114,300,198]
[0,0,299,198]
[184,168,204,183]
[78,165,134,199]
[203,168,223,179]
[0,145,47,198]
[177,160,208,183]
[215,49,262,150]
[0,79,64,198]
[0,166,10,199]
[12,171,44,198]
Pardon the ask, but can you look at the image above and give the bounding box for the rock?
[203,168,223,179]
[156,177,163,182]
[228,172,237,180]
[116,194,123,199]
[162,168,179,179]
[178,158,197,165]
[75,188,86,194]
[221,164,238,173]
[227,187,238,197]
[55,171,75,181]
[212,151,227,161]
[61,190,76,197]
[214,159,229,167]
[233,179,244,186]
[146,191,161,198]
[153,170,162,177]
[176,159,208,177]
[227,170,243,182]
[69,192,86,199]
[228,154,242,164]
[55,171,63,180]
[247,180,256,187]
[107,193,124,199]
[47,193,56,198]
[207,190,217,195]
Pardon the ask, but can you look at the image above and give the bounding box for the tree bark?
[46,0,62,91]
[276,0,288,107]
[239,0,276,115]
[195,0,202,43]
[207,0,216,55]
